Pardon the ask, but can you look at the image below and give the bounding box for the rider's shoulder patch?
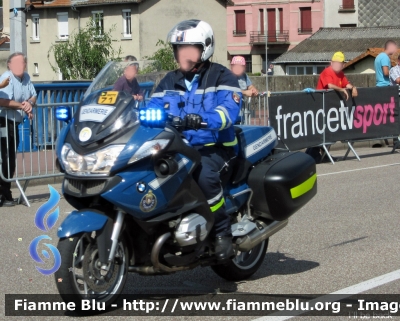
[233,92,241,104]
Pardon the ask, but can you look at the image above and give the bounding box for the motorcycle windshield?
[83,60,160,100]
[73,60,160,147]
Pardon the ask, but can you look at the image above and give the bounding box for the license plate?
[98,91,119,105]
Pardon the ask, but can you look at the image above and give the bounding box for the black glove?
[183,114,203,130]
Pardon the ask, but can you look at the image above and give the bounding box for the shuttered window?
[57,12,68,39]
[342,0,355,9]
[234,10,246,35]
[299,7,312,33]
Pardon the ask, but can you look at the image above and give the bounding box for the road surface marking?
[252,269,400,321]
[318,162,400,177]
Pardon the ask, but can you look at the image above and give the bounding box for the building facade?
[25,0,231,81]
[227,0,324,74]
[324,0,358,28]
[358,0,400,27]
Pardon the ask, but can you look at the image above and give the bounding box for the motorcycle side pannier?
[247,151,317,221]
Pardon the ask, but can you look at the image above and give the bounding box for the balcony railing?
[339,4,356,11]
[298,28,313,34]
[249,31,289,44]
[233,30,246,36]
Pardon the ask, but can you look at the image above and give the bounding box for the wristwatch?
[27,99,35,106]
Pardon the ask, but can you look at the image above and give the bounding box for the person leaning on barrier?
[230,56,259,97]
[316,51,358,100]
[307,52,357,163]
[389,54,400,86]
[0,52,36,207]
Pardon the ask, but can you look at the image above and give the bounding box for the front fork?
[96,210,126,271]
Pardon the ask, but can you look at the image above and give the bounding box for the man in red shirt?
[317,51,358,100]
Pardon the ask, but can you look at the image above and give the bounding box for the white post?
[10,0,27,55]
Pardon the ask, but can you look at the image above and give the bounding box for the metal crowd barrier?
[0,81,155,207]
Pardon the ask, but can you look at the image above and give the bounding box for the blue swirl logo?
[29,185,62,275]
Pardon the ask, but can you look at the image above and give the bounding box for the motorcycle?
[54,61,317,308]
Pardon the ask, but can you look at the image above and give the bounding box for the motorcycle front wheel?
[54,232,129,309]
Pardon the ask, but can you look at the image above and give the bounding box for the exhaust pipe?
[236,219,288,252]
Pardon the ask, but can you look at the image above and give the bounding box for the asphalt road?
[1,145,400,321]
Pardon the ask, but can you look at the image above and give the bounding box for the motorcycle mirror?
[55,106,72,123]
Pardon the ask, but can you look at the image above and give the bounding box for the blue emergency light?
[55,106,72,123]
[139,108,166,128]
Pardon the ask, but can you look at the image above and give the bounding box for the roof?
[273,27,400,64]
[26,0,72,7]
[344,48,400,69]
[26,0,233,8]
[0,36,10,50]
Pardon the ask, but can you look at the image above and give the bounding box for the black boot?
[215,235,234,262]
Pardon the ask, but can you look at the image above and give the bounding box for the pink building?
[227,0,324,74]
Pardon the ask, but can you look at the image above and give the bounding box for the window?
[279,9,283,32]
[242,55,252,73]
[92,11,104,35]
[341,0,355,10]
[33,63,39,74]
[122,9,132,38]
[32,14,40,40]
[340,24,357,28]
[259,9,264,34]
[299,7,312,34]
[267,9,277,42]
[234,10,246,35]
[57,12,68,39]
[286,65,326,75]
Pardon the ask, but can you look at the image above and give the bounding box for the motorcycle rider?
[146,20,242,262]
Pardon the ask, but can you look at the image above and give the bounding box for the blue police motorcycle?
[54,62,317,308]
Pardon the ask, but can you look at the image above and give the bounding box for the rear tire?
[211,238,268,281]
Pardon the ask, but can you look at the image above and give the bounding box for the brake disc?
[82,244,120,293]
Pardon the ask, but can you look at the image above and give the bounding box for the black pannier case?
[247,151,317,221]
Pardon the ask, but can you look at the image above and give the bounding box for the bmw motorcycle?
[54,61,317,308]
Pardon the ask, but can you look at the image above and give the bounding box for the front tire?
[55,232,129,309]
[211,238,268,281]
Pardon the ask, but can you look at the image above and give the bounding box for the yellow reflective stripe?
[223,137,238,147]
[215,110,227,131]
[204,143,215,146]
[210,197,225,212]
[290,174,317,199]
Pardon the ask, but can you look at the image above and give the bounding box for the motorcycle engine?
[174,213,208,246]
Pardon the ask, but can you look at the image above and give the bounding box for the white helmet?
[167,19,215,62]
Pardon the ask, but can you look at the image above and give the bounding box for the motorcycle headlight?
[61,143,125,176]
[128,139,170,164]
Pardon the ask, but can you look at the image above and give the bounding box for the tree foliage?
[140,40,178,73]
[48,19,122,80]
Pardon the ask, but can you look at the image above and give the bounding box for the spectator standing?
[230,56,258,97]
[375,40,398,87]
[113,63,143,101]
[0,52,36,207]
[389,54,400,86]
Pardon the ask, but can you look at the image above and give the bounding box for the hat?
[231,56,246,66]
[332,51,345,62]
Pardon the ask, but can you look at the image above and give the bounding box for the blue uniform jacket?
[147,62,242,146]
